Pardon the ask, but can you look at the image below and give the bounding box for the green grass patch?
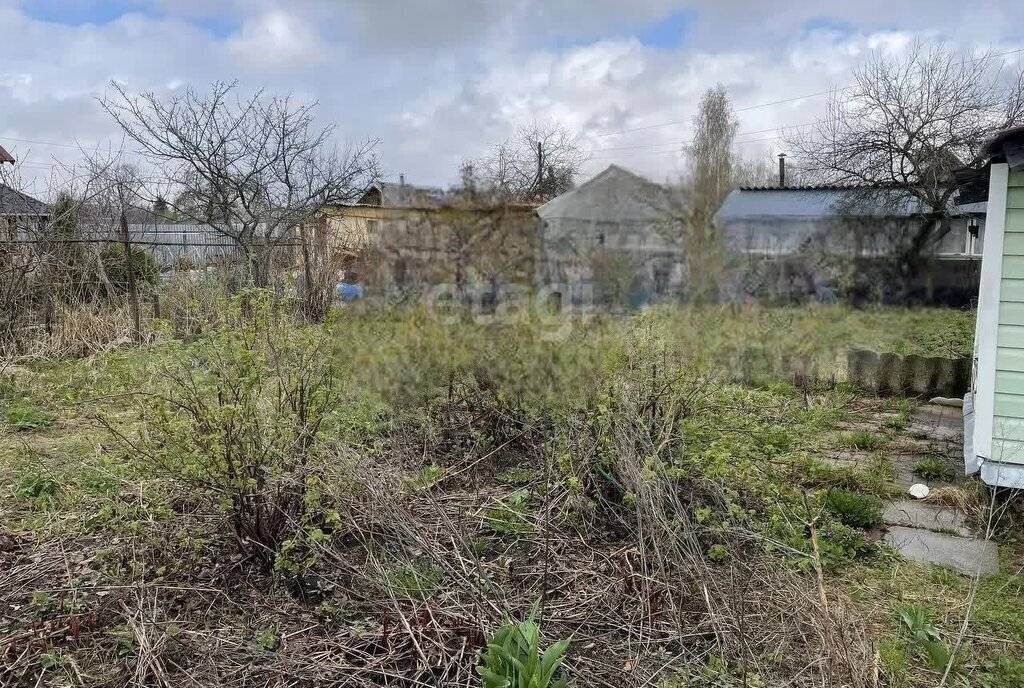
[837,430,886,451]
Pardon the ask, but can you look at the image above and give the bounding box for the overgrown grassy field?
[2,300,1020,687]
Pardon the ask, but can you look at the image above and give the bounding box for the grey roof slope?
[0,184,51,217]
[716,186,983,225]
[537,165,671,222]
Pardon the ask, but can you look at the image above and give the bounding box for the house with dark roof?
[1,184,52,239]
[714,184,985,304]
[535,165,684,306]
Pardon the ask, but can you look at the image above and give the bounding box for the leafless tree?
[101,80,380,286]
[479,121,587,203]
[788,39,1024,277]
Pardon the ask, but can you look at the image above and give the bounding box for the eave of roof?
[0,145,14,164]
[738,183,904,192]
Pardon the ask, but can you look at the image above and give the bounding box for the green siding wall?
[993,170,1024,464]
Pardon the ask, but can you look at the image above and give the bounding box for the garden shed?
[965,125,1024,488]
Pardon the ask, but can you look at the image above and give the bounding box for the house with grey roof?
[1,184,52,239]
[715,184,986,304]
[536,165,685,306]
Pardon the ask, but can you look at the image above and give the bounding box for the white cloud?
[2,0,1024,191]
[227,10,324,69]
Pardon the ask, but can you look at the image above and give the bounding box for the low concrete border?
[847,348,970,397]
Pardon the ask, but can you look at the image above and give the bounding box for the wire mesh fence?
[0,221,306,357]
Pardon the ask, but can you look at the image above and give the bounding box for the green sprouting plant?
[825,489,883,528]
[257,627,281,652]
[883,413,908,431]
[913,456,951,481]
[13,472,59,501]
[483,489,534,535]
[405,464,445,493]
[837,430,885,451]
[384,559,444,600]
[476,606,570,688]
[29,590,59,616]
[498,468,535,485]
[4,399,55,431]
[876,637,909,685]
[897,603,950,672]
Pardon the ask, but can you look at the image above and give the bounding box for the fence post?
[118,205,142,344]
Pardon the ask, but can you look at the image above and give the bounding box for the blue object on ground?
[336,282,363,301]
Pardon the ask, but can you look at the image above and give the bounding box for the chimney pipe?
[778,153,787,188]
[399,173,405,186]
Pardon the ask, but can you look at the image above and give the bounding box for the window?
[393,258,408,286]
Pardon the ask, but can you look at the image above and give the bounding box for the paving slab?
[883,500,971,537]
[910,404,964,443]
[884,526,999,577]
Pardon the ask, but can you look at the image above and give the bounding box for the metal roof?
[737,183,901,192]
[716,185,983,225]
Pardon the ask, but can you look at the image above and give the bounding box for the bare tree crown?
[790,40,1024,210]
[101,81,379,283]
[478,121,587,203]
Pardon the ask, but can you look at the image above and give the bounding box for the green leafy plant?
[897,603,950,672]
[257,627,281,651]
[825,489,883,528]
[13,472,59,501]
[385,560,444,600]
[405,464,445,493]
[476,605,570,688]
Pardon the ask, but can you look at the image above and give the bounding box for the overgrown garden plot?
[1,302,1020,687]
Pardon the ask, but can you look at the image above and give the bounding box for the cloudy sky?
[2,0,1023,196]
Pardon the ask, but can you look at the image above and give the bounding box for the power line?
[587,121,816,153]
[1,136,85,150]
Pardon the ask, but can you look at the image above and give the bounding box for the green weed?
[13,472,59,501]
[897,603,950,672]
[913,456,951,481]
[837,430,886,451]
[4,399,55,431]
[825,489,884,528]
[477,604,569,688]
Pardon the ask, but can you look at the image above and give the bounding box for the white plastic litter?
[908,483,930,499]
